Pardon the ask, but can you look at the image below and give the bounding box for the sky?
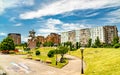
[0,0,120,42]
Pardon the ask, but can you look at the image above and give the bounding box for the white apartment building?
[90,26,105,44]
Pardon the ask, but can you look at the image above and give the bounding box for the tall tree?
[94,36,101,47]
[112,37,119,45]
[0,37,15,51]
[87,38,92,47]
[36,41,41,48]
[58,46,69,63]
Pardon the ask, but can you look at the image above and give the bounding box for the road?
[0,54,85,75]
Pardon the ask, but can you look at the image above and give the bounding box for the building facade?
[45,33,61,45]
[90,26,105,44]
[80,28,90,46]
[61,32,69,43]
[36,36,45,44]
[103,26,118,44]
[8,33,21,45]
[61,25,118,46]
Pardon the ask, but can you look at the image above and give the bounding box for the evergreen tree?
[87,38,92,47]
[112,37,119,46]
[94,36,101,47]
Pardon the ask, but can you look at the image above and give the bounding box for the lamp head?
[80,47,85,52]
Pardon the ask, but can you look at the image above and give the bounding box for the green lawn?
[69,48,120,75]
[29,47,68,68]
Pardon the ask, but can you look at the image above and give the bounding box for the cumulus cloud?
[0,0,34,15]
[0,32,6,36]
[36,18,90,36]
[20,0,120,19]
[21,36,29,42]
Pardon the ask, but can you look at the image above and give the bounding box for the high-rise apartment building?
[36,36,45,44]
[90,26,105,44]
[61,25,118,46]
[80,28,90,46]
[8,33,21,45]
[61,32,69,43]
[46,33,61,45]
[103,26,118,44]
[68,30,76,44]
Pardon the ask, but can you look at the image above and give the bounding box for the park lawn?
[30,47,68,68]
[69,48,120,75]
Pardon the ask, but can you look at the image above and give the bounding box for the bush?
[47,50,55,58]
[113,43,120,48]
[35,50,40,56]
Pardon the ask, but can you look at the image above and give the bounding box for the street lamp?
[80,47,85,74]
[54,44,57,65]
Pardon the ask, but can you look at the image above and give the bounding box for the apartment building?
[80,28,90,46]
[90,26,105,44]
[36,36,45,44]
[103,26,118,44]
[45,33,61,45]
[8,33,21,45]
[61,25,118,46]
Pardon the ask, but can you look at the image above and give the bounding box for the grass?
[69,48,120,75]
[28,47,68,68]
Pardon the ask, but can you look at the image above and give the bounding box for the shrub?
[47,50,55,58]
[113,43,120,48]
[35,50,40,56]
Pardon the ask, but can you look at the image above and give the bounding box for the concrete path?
[0,54,85,75]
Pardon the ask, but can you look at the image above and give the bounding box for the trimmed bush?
[35,50,40,56]
[113,43,120,48]
[47,50,55,58]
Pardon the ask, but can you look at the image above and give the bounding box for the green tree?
[43,41,54,47]
[94,36,101,47]
[47,50,55,57]
[58,46,69,63]
[87,38,92,47]
[0,37,15,51]
[35,50,40,56]
[36,41,41,48]
[112,37,119,46]
[22,42,28,50]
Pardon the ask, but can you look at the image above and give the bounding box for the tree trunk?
[60,54,64,63]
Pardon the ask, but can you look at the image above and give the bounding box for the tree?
[0,37,15,53]
[35,50,40,56]
[58,46,69,63]
[112,37,119,46]
[76,42,79,49]
[87,38,92,47]
[22,42,28,50]
[43,41,54,47]
[94,36,101,47]
[36,41,41,48]
[47,50,55,57]
[113,43,120,48]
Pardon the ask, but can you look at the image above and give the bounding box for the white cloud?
[36,18,90,36]
[21,36,29,42]
[14,23,22,26]
[0,32,6,36]
[100,9,120,24]
[0,0,34,15]
[37,18,62,35]
[20,0,120,19]
[85,12,99,17]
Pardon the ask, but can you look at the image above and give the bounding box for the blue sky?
[0,0,120,42]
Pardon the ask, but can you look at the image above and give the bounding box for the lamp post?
[54,44,57,65]
[80,47,84,74]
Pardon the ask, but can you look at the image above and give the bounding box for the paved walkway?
[0,54,85,75]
